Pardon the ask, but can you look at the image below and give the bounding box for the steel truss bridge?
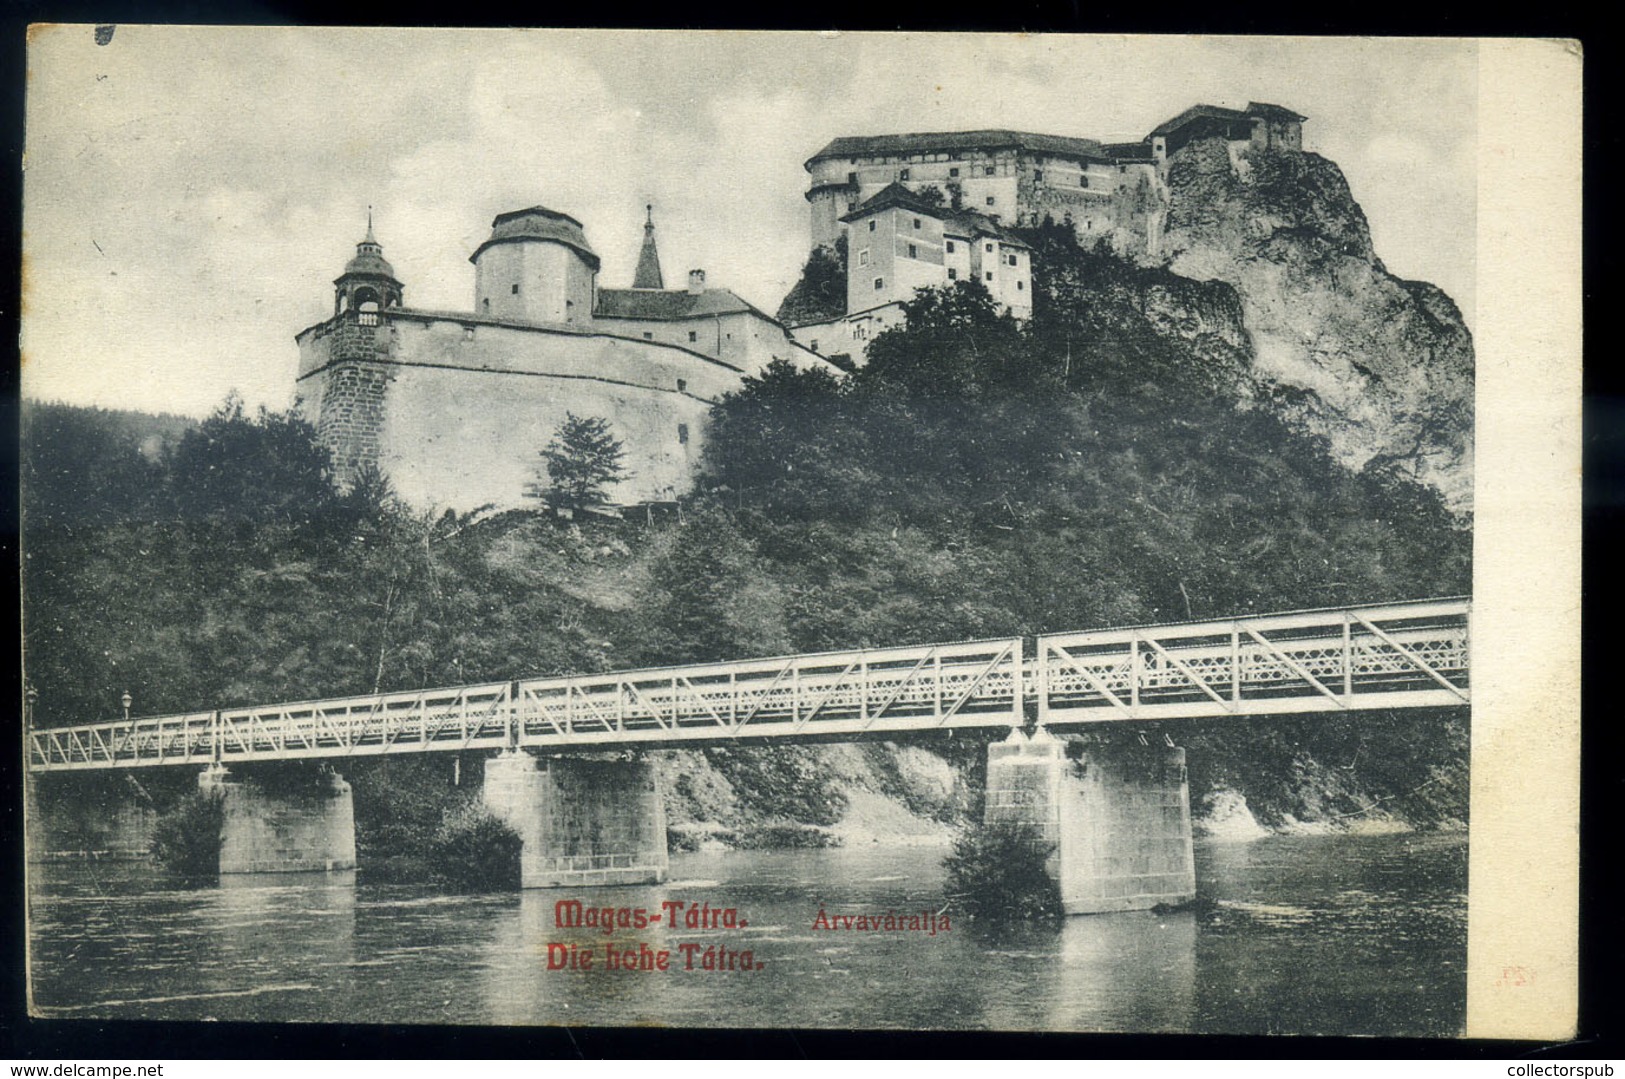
[27,598,1470,772]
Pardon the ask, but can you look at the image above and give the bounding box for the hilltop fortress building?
[295,102,1304,509]
[788,102,1305,364]
[296,207,833,510]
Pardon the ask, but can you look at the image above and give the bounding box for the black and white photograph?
[17,29,1579,1041]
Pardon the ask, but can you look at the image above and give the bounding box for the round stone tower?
[470,205,600,325]
[333,212,404,317]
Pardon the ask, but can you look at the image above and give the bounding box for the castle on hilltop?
[787,102,1306,364]
[295,207,835,510]
[294,102,1305,510]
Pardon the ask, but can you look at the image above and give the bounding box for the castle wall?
[808,188,851,250]
[811,149,1027,248]
[591,309,816,376]
[849,206,946,315]
[788,300,906,367]
[967,235,1031,320]
[298,312,746,508]
[316,362,393,481]
[811,146,1171,258]
[474,242,595,326]
[1015,160,1163,252]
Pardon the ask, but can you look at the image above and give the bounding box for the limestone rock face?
[1161,138,1474,507]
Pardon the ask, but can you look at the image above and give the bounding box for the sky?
[21,29,1479,418]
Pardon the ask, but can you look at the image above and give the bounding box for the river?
[27,831,1466,1035]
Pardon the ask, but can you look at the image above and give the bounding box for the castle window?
[874,277,884,290]
[985,166,995,176]
[688,330,698,343]
[643,332,653,340]
[847,201,856,212]
[1017,280,1024,290]
[908,243,917,259]
[986,196,995,206]
[1008,254,1018,266]
[946,241,955,253]
[949,167,960,177]
[947,268,957,281]
[678,424,689,445]
[678,378,687,391]
[1081,175,1089,188]
[869,220,877,232]
[1034,170,1043,183]
[912,218,921,229]
[985,271,993,281]
[985,243,994,253]
[900,168,910,181]
[482,298,490,312]
[810,341,819,352]
[848,171,857,185]
[511,283,519,294]
[859,249,869,266]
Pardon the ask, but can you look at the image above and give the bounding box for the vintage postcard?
[18,30,1580,1040]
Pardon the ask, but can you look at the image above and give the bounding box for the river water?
[27,831,1466,1035]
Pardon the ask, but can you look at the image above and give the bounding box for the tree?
[533,413,630,510]
[166,394,338,528]
[774,234,849,326]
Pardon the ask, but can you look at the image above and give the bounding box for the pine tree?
[532,413,631,510]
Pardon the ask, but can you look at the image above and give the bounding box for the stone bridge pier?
[985,728,1195,915]
[482,749,669,889]
[25,772,158,862]
[199,765,357,874]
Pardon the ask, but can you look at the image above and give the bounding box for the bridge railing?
[26,683,515,770]
[27,710,217,771]
[25,599,1471,772]
[515,636,1025,747]
[212,682,514,763]
[1036,599,1470,723]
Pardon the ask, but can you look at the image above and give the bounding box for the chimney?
[688,269,706,295]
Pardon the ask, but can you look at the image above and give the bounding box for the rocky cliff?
[1161,138,1475,506]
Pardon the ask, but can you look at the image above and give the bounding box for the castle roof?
[807,130,1111,169]
[595,286,772,322]
[1148,104,1251,138]
[1149,102,1306,139]
[470,205,602,270]
[337,217,400,282]
[943,210,1029,248]
[840,182,945,222]
[1245,102,1308,123]
[338,248,398,281]
[632,206,665,290]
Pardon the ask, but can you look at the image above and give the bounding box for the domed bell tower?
[334,210,404,318]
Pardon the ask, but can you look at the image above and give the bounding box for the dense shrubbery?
[942,819,1060,921]
[429,807,523,891]
[150,790,224,879]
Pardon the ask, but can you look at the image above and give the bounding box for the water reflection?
[28,833,1466,1035]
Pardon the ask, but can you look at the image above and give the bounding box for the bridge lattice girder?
[26,599,1469,771]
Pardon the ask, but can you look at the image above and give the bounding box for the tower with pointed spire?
[333,209,404,316]
[632,205,665,290]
